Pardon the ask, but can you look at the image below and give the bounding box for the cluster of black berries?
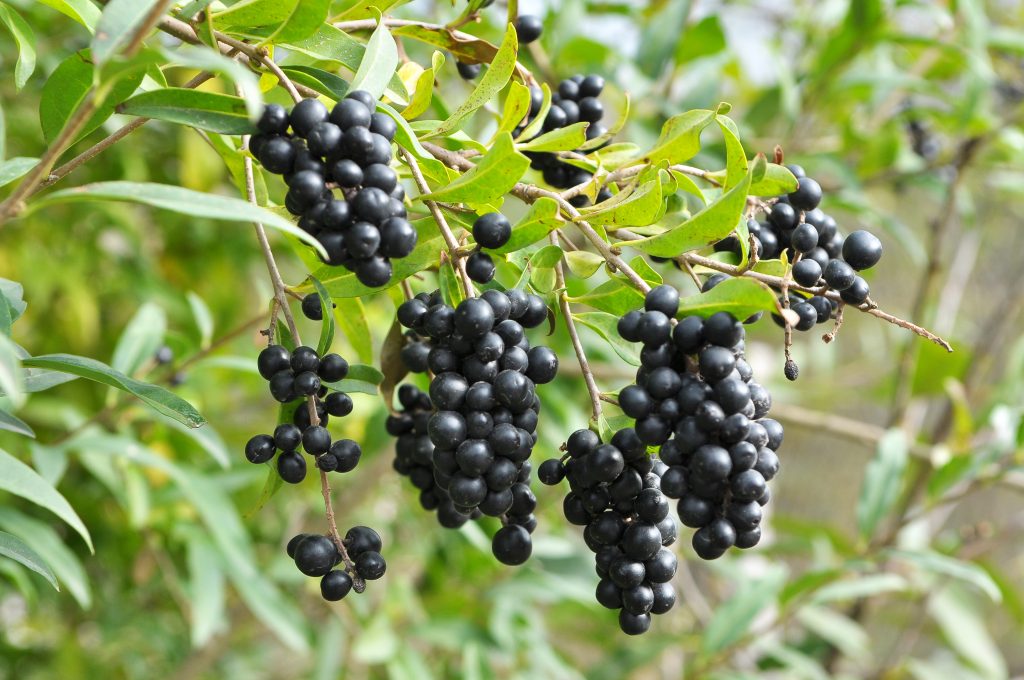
[616,285,782,560]
[455,15,542,79]
[539,429,678,635]
[465,212,513,284]
[516,76,613,207]
[251,91,415,288]
[720,166,884,331]
[387,384,446,514]
[392,289,558,564]
[244,344,359,483]
[286,526,386,601]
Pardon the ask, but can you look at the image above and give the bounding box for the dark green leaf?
[439,261,465,307]
[0,4,35,88]
[0,157,39,189]
[119,89,255,133]
[91,0,164,66]
[0,530,57,590]
[22,354,205,428]
[308,277,336,356]
[326,363,383,396]
[280,66,349,101]
[211,0,300,33]
[161,45,262,119]
[0,447,92,551]
[286,25,407,104]
[251,0,329,44]
[32,181,327,259]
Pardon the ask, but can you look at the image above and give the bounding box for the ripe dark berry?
[791,223,819,253]
[302,425,332,455]
[362,163,398,193]
[325,391,353,417]
[294,534,338,576]
[273,424,302,452]
[789,176,822,211]
[515,14,543,44]
[258,136,296,175]
[644,285,679,317]
[457,61,481,80]
[331,159,363,187]
[842,230,883,270]
[277,450,307,483]
[289,98,329,137]
[294,370,321,396]
[355,551,387,580]
[245,434,276,464]
[473,212,512,250]
[302,293,326,320]
[330,439,361,472]
[369,112,396,141]
[330,98,372,130]
[578,97,604,123]
[492,525,532,565]
[769,202,798,231]
[257,104,289,134]
[824,259,856,290]
[792,259,822,287]
[618,611,652,635]
[320,570,353,601]
[702,312,743,348]
[345,89,376,109]
[318,354,349,383]
[306,122,342,157]
[269,371,295,403]
[466,251,496,283]
[839,276,870,304]
[538,459,565,485]
[291,346,319,373]
[355,257,393,288]
[454,298,495,339]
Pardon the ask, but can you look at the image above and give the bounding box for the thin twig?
[398,147,475,298]
[551,233,602,421]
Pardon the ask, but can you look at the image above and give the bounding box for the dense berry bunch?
[540,429,678,635]
[244,344,360,483]
[286,526,386,601]
[617,286,782,559]
[466,211,513,284]
[516,75,613,207]
[250,91,415,288]
[393,288,558,563]
[386,384,445,513]
[720,165,884,331]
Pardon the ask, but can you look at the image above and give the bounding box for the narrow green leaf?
[162,45,262,119]
[244,460,284,518]
[0,448,92,552]
[325,363,383,396]
[888,549,1001,602]
[186,533,226,647]
[857,429,908,541]
[634,107,718,166]
[439,261,465,307]
[495,81,531,137]
[702,566,787,655]
[0,332,24,409]
[186,292,214,349]
[91,0,164,66]
[309,276,336,356]
[518,122,589,153]
[211,0,299,32]
[39,49,144,144]
[0,408,34,438]
[392,22,528,84]
[333,0,405,22]
[377,102,450,184]
[0,279,26,322]
[0,509,90,606]
[400,61,437,119]
[0,530,57,590]
[567,278,645,316]
[32,181,327,259]
[676,277,777,320]
[119,89,255,134]
[426,23,519,139]
[811,573,908,603]
[422,132,529,205]
[111,302,166,377]
[254,0,329,44]
[795,605,870,661]
[0,157,38,189]
[333,297,373,364]
[517,83,551,141]
[580,179,663,228]
[929,585,1007,679]
[349,20,399,100]
[22,354,205,428]
[574,312,640,366]
[715,114,747,189]
[280,66,349,101]
[492,197,562,254]
[0,4,35,88]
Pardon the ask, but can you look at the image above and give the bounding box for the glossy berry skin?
[645,285,679,317]
[791,223,819,253]
[330,439,361,472]
[277,451,307,484]
[320,570,353,601]
[346,525,382,555]
[302,293,324,320]
[258,136,296,175]
[291,346,320,373]
[294,370,321,396]
[789,176,822,212]
[245,435,276,464]
[258,104,289,134]
[302,426,332,455]
[330,98,372,130]
[325,391,353,417]
[840,276,870,304]
[294,534,337,576]
[355,551,387,580]
[274,424,302,452]
[538,458,565,485]
[619,611,652,635]
[842,230,883,270]
[289,98,329,137]
[473,212,512,249]
[515,14,543,44]
[331,159,363,187]
[824,259,856,290]
[318,354,349,383]
[466,251,496,284]
[345,89,376,109]
[492,525,532,565]
[457,61,481,80]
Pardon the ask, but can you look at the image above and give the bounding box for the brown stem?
[397,147,475,298]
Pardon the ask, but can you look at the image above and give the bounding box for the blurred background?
[1,0,1023,678]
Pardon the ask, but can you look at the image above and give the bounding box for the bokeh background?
[1,0,1023,678]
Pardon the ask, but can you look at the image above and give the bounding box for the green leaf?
[750,163,799,197]
[811,573,909,603]
[22,354,205,428]
[573,313,640,366]
[377,102,449,184]
[0,447,92,552]
[333,297,372,364]
[0,157,37,189]
[528,245,562,293]
[110,302,166,377]
[619,155,761,256]
[1,279,27,323]
[702,565,786,655]
[715,114,747,189]
[311,218,445,297]
[162,45,262,119]
[119,89,255,134]
[422,133,529,205]
[186,292,214,349]
[286,25,407,104]
[856,429,908,541]
[0,407,34,438]
[888,549,1001,602]
[36,0,101,30]
[568,279,645,316]
[495,81,531,137]
[326,363,382,396]
[0,332,24,409]
[32,181,328,259]
[439,261,465,307]
[676,15,727,64]
[0,509,90,606]
[492,197,562,254]
[0,4,36,89]
[633,107,718,167]
[253,0,329,44]
[333,0,406,21]
[280,66,349,101]
[308,277,336,356]
[39,49,144,144]
[211,0,300,32]
[581,179,663,228]
[0,530,57,590]
[676,277,777,320]
[426,23,519,139]
[929,585,1007,679]
[518,122,589,153]
[517,83,551,141]
[564,251,605,279]
[91,0,164,66]
[795,605,870,661]
[162,415,229,468]
[349,20,399,100]
[400,59,437,119]
[186,533,226,648]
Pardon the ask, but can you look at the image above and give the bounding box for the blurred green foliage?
[0,0,1023,678]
